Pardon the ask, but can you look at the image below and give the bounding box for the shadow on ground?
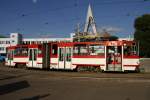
[21,93,50,100]
[0,73,30,81]
[0,80,30,95]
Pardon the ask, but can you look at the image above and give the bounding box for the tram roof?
[7,40,136,49]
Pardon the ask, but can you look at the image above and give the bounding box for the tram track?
[1,64,150,81]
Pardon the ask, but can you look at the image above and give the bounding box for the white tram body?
[5,40,140,72]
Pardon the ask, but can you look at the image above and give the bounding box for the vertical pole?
[105,46,107,71]
[122,46,124,71]
[77,23,80,42]
[138,41,140,56]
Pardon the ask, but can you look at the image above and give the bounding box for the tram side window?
[124,45,137,56]
[80,46,88,55]
[73,46,79,55]
[22,48,28,56]
[52,44,58,55]
[66,48,71,61]
[37,45,42,56]
[33,49,37,60]
[29,49,32,60]
[107,46,122,55]
[38,49,42,55]
[14,47,28,56]
[73,45,88,55]
[89,45,105,56]
[59,48,64,61]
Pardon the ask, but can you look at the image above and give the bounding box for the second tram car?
[5,40,140,72]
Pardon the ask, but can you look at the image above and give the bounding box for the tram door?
[28,49,37,67]
[42,43,51,69]
[106,46,122,71]
[58,47,72,69]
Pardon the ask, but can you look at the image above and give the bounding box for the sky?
[0,0,149,38]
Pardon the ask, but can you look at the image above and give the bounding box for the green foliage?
[108,35,118,41]
[134,14,150,57]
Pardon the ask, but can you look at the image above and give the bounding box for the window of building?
[0,47,4,51]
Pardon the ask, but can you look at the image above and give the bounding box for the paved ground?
[0,65,150,100]
[140,58,150,72]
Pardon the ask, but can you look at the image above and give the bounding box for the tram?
[5,40,140,72]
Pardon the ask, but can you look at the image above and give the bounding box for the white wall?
[0,33,22,54]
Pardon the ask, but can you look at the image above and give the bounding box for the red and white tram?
[5,40,140,72]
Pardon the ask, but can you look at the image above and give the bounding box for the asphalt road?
[0,65,150,100]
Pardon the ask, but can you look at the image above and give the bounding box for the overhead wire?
[2,0,148,33]
[15,0,149,21]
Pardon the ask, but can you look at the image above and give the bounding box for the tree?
[108,35,118,41]
[134,14,150,57]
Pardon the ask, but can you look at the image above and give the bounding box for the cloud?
[32,0,38,3]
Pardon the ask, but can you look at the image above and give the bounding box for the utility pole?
[77,23,80,42]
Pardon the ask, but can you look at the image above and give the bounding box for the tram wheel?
[77,67,81,72]
[94,67,101,72]
[135,67,140,73]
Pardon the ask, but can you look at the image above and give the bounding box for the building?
[0,38,10,54]
[0,33,22,54]
[0,33,72,54]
